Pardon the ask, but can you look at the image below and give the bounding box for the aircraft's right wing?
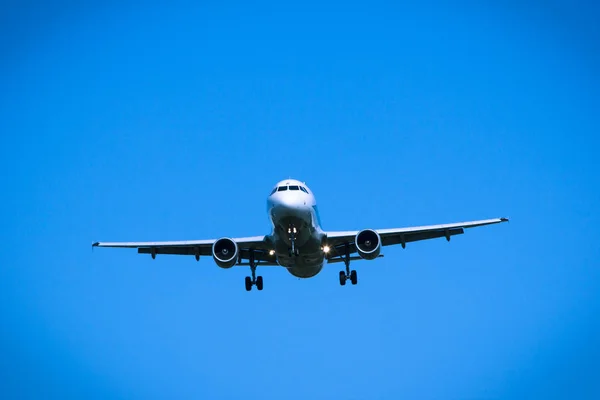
[325,218,508,260]
[92,235,278,265]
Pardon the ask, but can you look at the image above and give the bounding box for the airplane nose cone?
[269,192,308,220]
[278,194,301,208]
[271,199,298,216]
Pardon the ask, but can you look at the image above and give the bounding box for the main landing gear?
[338,243,358,286]
[245,251,263,291]
[288,225,299,257]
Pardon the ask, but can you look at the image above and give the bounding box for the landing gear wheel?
[339,271,346,286]
[256,276,264,291]
[245,276,252,291]
[350,270,358,285]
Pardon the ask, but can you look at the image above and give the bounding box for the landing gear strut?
[339,243,358,286]
[245,251,263,291]
[288,225,299,257]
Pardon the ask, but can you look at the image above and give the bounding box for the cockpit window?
[270,188,277,195]
[300,186,308,193]
[277,186,287,191]
[289,185,299,190]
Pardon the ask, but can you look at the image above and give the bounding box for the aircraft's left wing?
[92,235,278,264]
[325,218,508,261]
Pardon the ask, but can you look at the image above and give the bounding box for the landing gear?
[350,269,358,285]
[339,268,358,286]
[244,251,263,291]
[338,243,358,286]
[288,225,299,257]
[244,265,263,291]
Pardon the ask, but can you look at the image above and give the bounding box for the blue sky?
[1,1,599,398]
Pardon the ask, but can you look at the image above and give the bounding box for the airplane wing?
[324,217,508,262]
[92,235,278,265]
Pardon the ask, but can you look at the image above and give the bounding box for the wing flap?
[136,247,278,263]
[138,246,212,256]
[381,227,464,246]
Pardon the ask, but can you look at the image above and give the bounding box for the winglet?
[92,242,99,247]
[500,217,509,222]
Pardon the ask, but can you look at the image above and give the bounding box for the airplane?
[93,178,508,291]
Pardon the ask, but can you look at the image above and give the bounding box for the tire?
[256,276,264,291]
[350,270,358,285]
[245,276,252,291]
[339,271,346,286]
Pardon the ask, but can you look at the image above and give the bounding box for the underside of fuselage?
[271,215,325,278]
[276,234,324,278]
[287,264,324,278]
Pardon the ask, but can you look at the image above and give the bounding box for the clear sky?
[1,1,599,399]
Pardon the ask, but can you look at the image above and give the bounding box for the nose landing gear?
[287,225,300,257]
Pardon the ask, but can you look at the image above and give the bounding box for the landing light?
[269,250,275,256]
[323,245,330,253]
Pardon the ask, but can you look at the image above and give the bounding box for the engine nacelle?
[355,229,381,260]
[212,237,239,268]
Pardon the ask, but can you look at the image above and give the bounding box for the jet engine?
[355,229,381,260]
[212,237,239,268]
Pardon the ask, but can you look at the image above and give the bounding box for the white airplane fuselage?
[267,179,326,278]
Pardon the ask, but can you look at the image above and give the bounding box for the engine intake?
[355,229,381,260]
[212,237,238,268]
